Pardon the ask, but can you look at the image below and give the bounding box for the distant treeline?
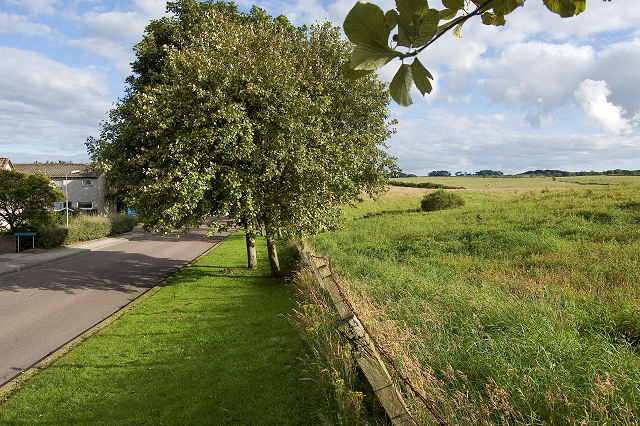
[392,169,640,178]
[388,181,465,189]
[520,169,640,177]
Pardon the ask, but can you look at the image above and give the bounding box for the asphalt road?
[0,226,233,386]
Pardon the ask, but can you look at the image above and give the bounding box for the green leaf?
[491,0,525,16]
[351,41,400,70]
[396,0,429,18]
[452,21,464,38]
[481,11,506,26]
[396,0,429,47]
[439,8,457,20]
[342,60,374,80]
[414,8,440,45]
[344,1,390,45]
[389,63,414,106]
[410,58,433,95]
[442,0,464,10]
[543,0,586,17]
[384,9,399,32]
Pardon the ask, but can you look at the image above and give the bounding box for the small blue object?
[127,208,137,216]
[14,232,36,253]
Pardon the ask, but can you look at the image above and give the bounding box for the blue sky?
[1,0,638,174]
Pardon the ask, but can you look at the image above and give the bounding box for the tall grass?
[310,182,640,424]
[290,265,389,425]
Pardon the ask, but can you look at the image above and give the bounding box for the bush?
[66,215,111,243]
[36,213,137,249]
[36,227,68,249]
[420,190,465,212]
[109,214,138,235]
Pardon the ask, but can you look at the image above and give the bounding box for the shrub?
[66,215,111,243]
[36,227,68,249]
[108,214,137,235]
[35,213,137,249]
[420,190,465,212]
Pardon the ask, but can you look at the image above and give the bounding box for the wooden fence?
[299,245,424,426]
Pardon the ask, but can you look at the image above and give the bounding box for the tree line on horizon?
[391,169,640,178]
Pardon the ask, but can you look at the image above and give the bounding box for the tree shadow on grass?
[0,235,321,426]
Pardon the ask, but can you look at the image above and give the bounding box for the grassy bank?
[0,232,322,425]
[311,179,640,424]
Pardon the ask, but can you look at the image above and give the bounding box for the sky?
[0,0,638,175]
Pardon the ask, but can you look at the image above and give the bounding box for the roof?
[0,158,14,170]
[12,163,100,178]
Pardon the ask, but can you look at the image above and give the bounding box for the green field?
[394,175,640,190]
[0,233,323,425]
[311,177,640,424]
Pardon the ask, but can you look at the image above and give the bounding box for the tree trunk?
[277,227,283,240]
[245,227,258,270]
[265,225,281,278]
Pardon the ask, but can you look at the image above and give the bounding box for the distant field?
[315,177,640,424]
[393,175,640,191]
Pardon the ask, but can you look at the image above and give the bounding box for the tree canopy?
[88,0,395,275]
[0,170,64,233]
[342,0,590,106]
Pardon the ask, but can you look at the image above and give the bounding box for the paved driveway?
[0,226,233,386]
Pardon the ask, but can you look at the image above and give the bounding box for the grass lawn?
[0,232,321,425]
[312,179,640,424]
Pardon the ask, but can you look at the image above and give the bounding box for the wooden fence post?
[301,247,419,426]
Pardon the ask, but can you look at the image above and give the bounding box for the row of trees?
[88,1,395,277]
[522,169,640,177]
[88,0,591,277]
[397,169,639,178]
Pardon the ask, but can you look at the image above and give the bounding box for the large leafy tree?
[0,170,64,233]
[88,0,395,276]
[342,0,591,105]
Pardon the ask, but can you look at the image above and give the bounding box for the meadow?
[310,176,640,424]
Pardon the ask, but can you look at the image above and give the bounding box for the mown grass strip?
[0,232,321,425]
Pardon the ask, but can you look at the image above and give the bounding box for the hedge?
[36,214,138,249]
[389,181,464,189]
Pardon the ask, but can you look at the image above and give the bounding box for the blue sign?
[14,232,36,236]
[127,208,137,216]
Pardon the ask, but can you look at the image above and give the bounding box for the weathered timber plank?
[338,314,417,426]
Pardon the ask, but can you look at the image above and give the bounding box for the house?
[0,158,14,171]
[13,163,111,213]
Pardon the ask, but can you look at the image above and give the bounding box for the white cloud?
[592,37,640,114]
[67,37,133,76]
[79,9,153,44]
[0,47,111,162]
[478,41,595,110]
[6,0,58,16]
[67,1,168,78]
[574,79,633,135]
[389,108,640,174]
[0,12,54,36]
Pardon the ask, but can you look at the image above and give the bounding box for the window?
[82,179,94,186]
[77,202,94,210]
